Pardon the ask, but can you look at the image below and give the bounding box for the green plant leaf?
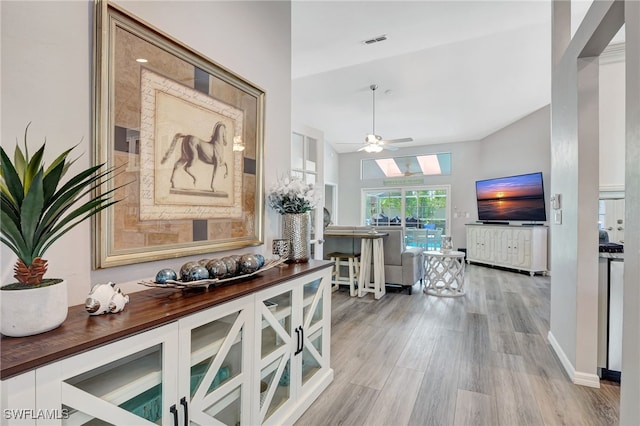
[42,159,66,206]
[20,169,44,256]
[0,209,29,263]
[44,144,78,184]
[0,236,22,259]
[22,122,31,160]
[0,147,24,207]
[46,163,103,208]
[0,178,17,207]
[23,144,45,197]
[35,165,124,249]
[12,144,26,183]
[1,195,21,227]
[38,199,119,257]
[1,125,128,268]
[39,165,107,233]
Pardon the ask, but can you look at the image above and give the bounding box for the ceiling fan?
[402,160,421,176]
[339,84,413,153]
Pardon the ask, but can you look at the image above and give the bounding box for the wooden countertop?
[0,260,333,380]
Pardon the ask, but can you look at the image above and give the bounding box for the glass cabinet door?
[300,277,326,387]
[256,286,293,423]
[43,324,178,426]
[180,298,253,426]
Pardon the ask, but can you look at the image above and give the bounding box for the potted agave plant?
[0,124,120,337]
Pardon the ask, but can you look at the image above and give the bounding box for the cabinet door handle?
[300,326,305,354]
[294,326,303,355]
[180,396,189,425]
[170,404,178,426]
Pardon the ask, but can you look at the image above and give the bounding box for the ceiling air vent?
[362,34,387,45]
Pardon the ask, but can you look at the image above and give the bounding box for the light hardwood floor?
[296,264,620,426]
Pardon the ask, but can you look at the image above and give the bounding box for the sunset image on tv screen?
[476,173,546,221]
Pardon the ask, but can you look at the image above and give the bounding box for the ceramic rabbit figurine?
[85,282,130,315]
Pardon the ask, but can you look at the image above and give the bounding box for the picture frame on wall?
[93,0,265,268]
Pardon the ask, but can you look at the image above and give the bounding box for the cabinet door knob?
[617,226,624,231]
[180,397,189,425]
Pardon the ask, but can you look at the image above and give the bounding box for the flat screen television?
[475,172,547,222]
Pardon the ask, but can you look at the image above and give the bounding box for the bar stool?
[327,252,360,297]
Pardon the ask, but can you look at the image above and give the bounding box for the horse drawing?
[161,122,229,192]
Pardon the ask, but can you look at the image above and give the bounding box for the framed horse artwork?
[93,1,265,268]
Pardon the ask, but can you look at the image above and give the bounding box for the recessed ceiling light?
[136,58,148,63]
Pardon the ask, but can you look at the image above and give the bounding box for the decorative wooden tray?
[138,258,287,289]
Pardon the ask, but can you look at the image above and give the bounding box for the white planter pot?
[1,280,68,337]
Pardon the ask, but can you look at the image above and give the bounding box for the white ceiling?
[291,1,596,154]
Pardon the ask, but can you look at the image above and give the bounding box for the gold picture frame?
[93,1,265,268]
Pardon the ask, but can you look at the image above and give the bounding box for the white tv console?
[465,223,548,276]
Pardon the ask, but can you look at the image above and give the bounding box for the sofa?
[323,225,424,294]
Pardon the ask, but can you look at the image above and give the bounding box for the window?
[361,153,451,180]
[363,186,450,249]
[292,132,317,184]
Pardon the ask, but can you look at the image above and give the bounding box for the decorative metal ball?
[198,258,210,266]
[188,265,210,281]
[239,254,260,274]
[206,259,228,279]
[254,254,265,269]
[155,268,177,284]
[221,256,239,277]
[180,261,199,281]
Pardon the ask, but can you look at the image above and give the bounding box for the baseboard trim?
[573,371,601,388]
[547,331,600,388]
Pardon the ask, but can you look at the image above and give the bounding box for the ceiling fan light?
[364,143,383,153]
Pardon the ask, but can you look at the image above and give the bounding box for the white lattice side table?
[423,250,466,297]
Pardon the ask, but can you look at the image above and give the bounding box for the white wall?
[0,1,292,305]
[621,2,640,422]
[324,142,339,188]
[335,106,550,250]
[549,0,625,389]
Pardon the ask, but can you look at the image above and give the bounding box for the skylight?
[361,153,451,180]
[417,155,442,175]
[374,158,403,177]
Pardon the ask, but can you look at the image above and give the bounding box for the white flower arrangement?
[267,175,320,215]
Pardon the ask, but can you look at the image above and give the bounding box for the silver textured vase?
[282,213,311,263]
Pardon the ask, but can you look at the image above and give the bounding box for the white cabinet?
[36,296,254,426]
[465,224,548,275]
[36,323,180,426]
[1,372,36,426]
[178,297,254,425]
[254,272,331,425]
[2,265,333,426]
